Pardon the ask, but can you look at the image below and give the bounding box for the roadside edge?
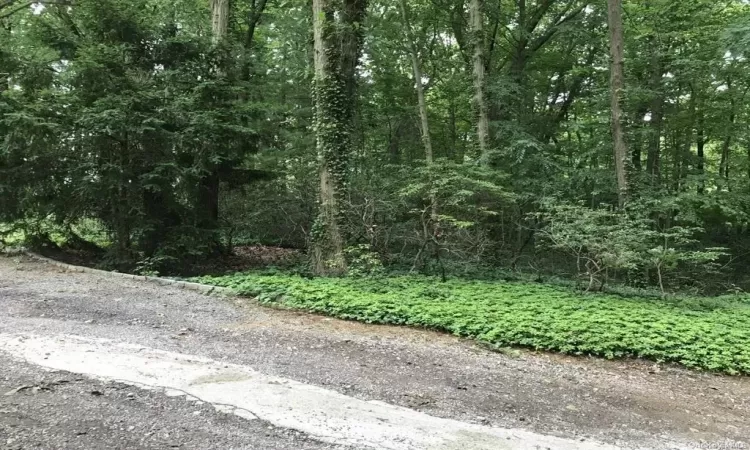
[9,251,236,297]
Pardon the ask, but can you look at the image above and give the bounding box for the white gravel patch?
[0,333,630,450]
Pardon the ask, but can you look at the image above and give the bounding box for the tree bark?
[695,90,706,193]
[245,0,268,49]
[211,0,230,45]
[607,0,628,207]
[449,102,460,162]
[0,16,10,94]
[646,94,662,183]
[195,0,231,233]
[311,0,367,276]
[631,128,642,172]
[398,0,433,167]
[469,0,490,159]
[398,0,437,229]
[720,82,735,181]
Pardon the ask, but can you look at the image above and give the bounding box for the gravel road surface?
[1,255,748,450]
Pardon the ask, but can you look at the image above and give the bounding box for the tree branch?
[0,0,73,19]
[245,0,268,49]
[529,1,587,54]
[525,0,554,34]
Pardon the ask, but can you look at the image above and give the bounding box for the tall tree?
[311,0,367,275]
[398,0,433,166]
[195,0,233,237]
[469,0,490,159]
[607,0,628,207]
[398,0,437,226]
[211,0,230,45]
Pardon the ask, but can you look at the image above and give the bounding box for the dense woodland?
[2,0,750,294]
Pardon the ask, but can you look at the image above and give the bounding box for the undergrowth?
[192,272,750,375]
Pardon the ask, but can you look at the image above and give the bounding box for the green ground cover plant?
[192,272,750,375]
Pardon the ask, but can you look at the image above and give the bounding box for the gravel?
[0,357,349,450]
[1,255,749,450]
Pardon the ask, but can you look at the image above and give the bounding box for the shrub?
[535,200,725,294]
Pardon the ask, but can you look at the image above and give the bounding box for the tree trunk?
[398,0,433,166]
[607,0,628,207]
[194,0,231,235]
[697,114,705,175]
[469,0,490,159]
[311,0,367,276]
[696,100,706,193]
[0,19,10,94]
[398,0,437,226]
[211,0,230,45]
[720,87,735,182]
[670,129,681,192]
[630,106,647,175]
[449,102,460,162]
[632,132,642,172]
[646,102,663,183]
[646,61,663,184]
[720,125,733,181]
[644,11,662,185]
[245,0,268,49]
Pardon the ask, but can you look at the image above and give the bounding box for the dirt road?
[1,256,748,449]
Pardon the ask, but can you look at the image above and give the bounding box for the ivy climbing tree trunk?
[607,0,629,207]
[311,0,367,276]
[469,0,490,160]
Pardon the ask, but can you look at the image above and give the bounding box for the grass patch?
[191,272,750,375]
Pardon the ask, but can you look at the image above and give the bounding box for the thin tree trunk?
[671,129,681,192]
[632,132,642,171]
[646,82,663,184]
[0,20,8,94]
[311,0,367,276]
[607,0,628,207]
[697,116,705,174]
[449,103,458,162]
[239,0,269,82]
[720,86,735,181]
[398,0,433,166]
[398,0,437,226]
[245,0,268,49]
[631,106,647,174]
[645,11,662,185]
[696,98,706,193]
[469,0,490,159]
[720,128,733,181]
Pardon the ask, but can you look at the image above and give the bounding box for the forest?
[2,0,750,296]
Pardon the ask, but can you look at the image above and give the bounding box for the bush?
[535,200,725,293]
